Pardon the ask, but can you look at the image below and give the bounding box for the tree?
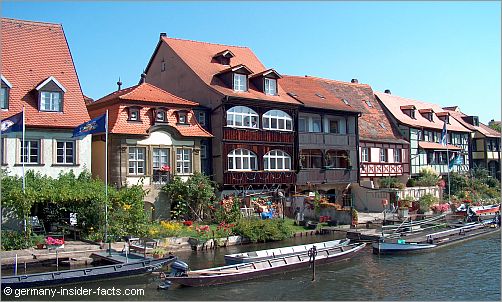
[488,121,501,133]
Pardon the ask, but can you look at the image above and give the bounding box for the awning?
[418,141,462,151]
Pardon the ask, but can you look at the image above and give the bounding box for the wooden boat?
[1,255,176,289]
[455,204,500,217]
[373,220,500,255]
[164,243,366,287]
[224,239,350,265]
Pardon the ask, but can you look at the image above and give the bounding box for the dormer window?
[436,112,450,124]
[419,109,434,122]
[472,116,479,127]
[233,73,247,92]
[1,75,12,110]
[128,107,141,121]
[212,50,235,65]
[400,105,416,119]
[36,76,66,112]
[155,109,167,122]
[177,111,189,124]
[264,78,277,96]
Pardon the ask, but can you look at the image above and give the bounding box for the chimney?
[117,77,122,91]
[140,72,146,84]
[384,89,391,94]
[351,79,358,83]
[160,32,167,39]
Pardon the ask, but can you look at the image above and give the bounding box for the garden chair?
[30,216,46,235]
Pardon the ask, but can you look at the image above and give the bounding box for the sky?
[2,1,501,123]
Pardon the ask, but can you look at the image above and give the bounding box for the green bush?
[1,230,35,251]
[233,218,294,243]
[379,177,405,189]
[415,168,440,187]
[418,194,439,211]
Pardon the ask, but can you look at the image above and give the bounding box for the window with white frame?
[264,78,277,96]
[155,110,166,122]
[264,150,291,171]
[0,86,8,109]
[394,148,401,163]
[40,91,62,112]
[128,108,140,121]
[226,106,258,128]
[153,148,170,170]
[263,110,292,131]
[128,147,145,175]
[20,140,40,164]
[56,141,75,164]
[380,148,387,162]
[311,117,322,133]
[227,148,257,171]
[233,73,247,92]
[176,148,192,174]
[177,111,188,124]
[200,145,207,160]
[197,111,206,126]
[361,147,369,162]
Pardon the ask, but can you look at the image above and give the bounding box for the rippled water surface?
[5,232,501,301]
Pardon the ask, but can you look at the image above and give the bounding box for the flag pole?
[22,106,27,233]
[446,134,451,204]
[104,110,109,244]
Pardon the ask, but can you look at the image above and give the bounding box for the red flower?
[183,220,193,226]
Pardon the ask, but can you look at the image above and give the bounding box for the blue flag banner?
[1,111,23,134]
[72,114,106,138]
[440,120,448,146]
[449,155,463,170]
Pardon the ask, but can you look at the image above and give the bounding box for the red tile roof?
[87,83,211,138]
[418,141,462,151]
[151,37,301,105]
[443,107,500,138]
[280,75,408,144]
[1,18,89,128]
[375,91,471,133]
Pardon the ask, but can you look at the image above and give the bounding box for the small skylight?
[315,93,325,99]
[342,99,350,105]
[379,122,386,129]
[365,100,373,108]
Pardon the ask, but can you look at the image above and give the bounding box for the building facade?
[280,76,360,205]
[376,91,471,177]
[144,35,301,196]
[445,107,501,179]
[0,18,91,178]
[86,82,212,219]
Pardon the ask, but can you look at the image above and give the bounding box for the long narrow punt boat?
[373,220,500,255]
[165,243,366,287]
[224,239,350,264]
[1,255,177,289]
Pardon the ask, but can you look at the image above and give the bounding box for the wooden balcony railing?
[360,162,408,176]
[224,171,296,185]
[299,133,356,147]
[296,168,357,185]
[223,128,294,144]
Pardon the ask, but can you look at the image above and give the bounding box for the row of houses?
[1,18,500,217]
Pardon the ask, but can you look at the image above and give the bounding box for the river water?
[4,232,501,301]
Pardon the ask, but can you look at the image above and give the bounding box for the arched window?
[264,150,291,171]
[228,148,258,171]
[226,106,258,128]
[262,110,292,131]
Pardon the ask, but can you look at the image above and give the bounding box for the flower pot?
[36,243,45,249]
[153,254,163,259]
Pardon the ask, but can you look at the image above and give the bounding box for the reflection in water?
[3,232,500,301]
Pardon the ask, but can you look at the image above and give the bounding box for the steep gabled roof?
[0,17,89,128]
[443,107,500,138]
[147,36,301,106]
[280,75,408,144]
[375,91,471,133]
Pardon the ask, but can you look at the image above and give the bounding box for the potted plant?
[45,236,64,249]
[398,198,413,218]
[152,247,166,259]
[351,208,358,226]
[33,234,45,249]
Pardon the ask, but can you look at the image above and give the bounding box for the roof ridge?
[1,17,61,27]
[283,74,371,88]
[162,36,250,49]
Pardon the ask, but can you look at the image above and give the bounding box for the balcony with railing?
[223,170,296,185]
[152,170,171,186]
[360,162,409,176]
[296,168,357,185]
[223,127,294,144]
[299,133,356,148]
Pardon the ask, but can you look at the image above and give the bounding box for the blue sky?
[3,1,500,123]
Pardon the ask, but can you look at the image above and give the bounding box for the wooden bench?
[127,237,159,254]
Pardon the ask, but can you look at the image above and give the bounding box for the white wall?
[1,129,91,178]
